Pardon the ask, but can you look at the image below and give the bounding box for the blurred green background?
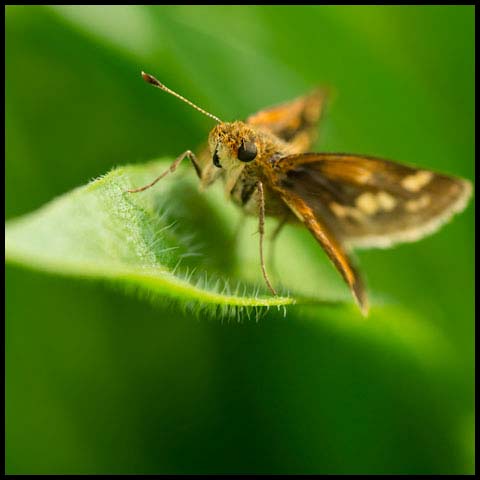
[5,5,474,474]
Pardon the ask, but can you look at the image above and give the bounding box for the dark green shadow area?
[5,266,468,474]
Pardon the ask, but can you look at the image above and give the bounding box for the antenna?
[141,71,222,123]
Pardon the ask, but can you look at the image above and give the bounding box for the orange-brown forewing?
[274,153,472,250]
[269,153,471,311]
[246,89,327,153]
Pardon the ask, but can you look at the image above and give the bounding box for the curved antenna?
[141,71,222,123]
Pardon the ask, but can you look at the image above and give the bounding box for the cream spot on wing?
[405,194,431,212]
[401,171,433,192]
[355,191,397,216]
[377,191,397,211]
[330,202,365,222]
[330,202,348,218]
[356,192,379,215]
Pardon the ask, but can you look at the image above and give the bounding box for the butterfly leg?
[258,181,278,296]
[127,150,201,193]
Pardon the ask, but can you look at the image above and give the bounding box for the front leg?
[127,150,201,193]
[257,181,278,296]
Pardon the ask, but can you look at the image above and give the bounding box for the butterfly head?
[139,73,266,172]
[208,121,260,170]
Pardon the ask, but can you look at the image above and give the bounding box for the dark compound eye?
[212,149,221,168]
[237,141,257,162]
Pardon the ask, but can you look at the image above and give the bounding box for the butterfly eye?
[238,141,257,162]
[213,149,221,168]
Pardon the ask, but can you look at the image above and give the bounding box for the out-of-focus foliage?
[5,5,474,474]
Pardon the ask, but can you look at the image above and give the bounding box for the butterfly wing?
[275,153,472,250]
[246,89,327,153]
[272,153,471,312]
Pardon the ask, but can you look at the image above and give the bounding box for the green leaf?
[5,159,299,318]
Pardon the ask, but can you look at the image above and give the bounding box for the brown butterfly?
[129,72,472,315]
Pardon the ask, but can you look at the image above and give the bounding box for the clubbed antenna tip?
[140,70,222,124]
[141,71,159,86]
